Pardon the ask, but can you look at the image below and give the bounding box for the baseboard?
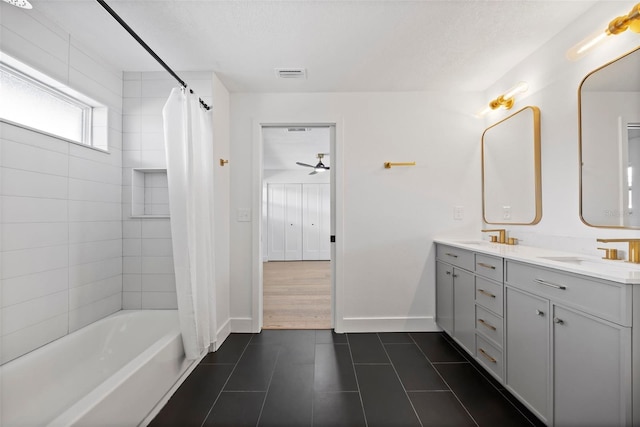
[230,317,255,333]
[214,319,231,351]
[338,316,440,333]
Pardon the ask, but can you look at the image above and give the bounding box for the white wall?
[230,92,483,332]
[481,1,640,255]
[212,73,232,344]
[0,4,123,363]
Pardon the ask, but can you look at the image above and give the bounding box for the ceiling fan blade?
[296,162,315,168]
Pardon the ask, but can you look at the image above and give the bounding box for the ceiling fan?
[296,153,330,175]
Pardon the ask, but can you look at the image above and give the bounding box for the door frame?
[251,119,344,332]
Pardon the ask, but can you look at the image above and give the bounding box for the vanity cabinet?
[436,245,504,365]
[435,246,475,353]
[505,260,632,426]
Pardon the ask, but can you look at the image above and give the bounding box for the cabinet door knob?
[445,271,451,275]
[553,317,564,325]
[452,274,458,278]
[536,309,544,316]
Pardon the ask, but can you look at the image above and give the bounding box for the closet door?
[267,183,286,261]
[302,183,330,260]
[283,184,303,260]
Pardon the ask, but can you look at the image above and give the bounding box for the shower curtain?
[162,88,216,360]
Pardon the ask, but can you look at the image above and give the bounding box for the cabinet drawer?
[475,277,503,316]
[506,261,631,326]
[475,254,503,282]
[476,335,503,381]
[476,304,503,347]
[436,245,474,271]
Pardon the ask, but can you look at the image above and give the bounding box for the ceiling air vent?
[275,68,306,79]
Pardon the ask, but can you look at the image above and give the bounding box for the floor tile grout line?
[198,337,252,427]
[345,333,369,427]
[377,333,424,427]
[254,348,281,427]
[442,334,539,426]
[409,333,480,427]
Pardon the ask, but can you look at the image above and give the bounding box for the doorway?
[261,125,333,329]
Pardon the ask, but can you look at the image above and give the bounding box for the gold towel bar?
[384,162,416,169]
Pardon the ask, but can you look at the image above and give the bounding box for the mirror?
[482,106,542,224]
[580,46,640,228]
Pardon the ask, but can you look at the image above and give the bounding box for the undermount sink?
[456,240,495,246]
[538,256,640,271]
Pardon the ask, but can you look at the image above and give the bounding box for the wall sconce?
[477,82,529,117]
[567,2,640,60]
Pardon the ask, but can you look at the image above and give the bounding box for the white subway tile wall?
[121,71,213,309]
[0,5,123,364]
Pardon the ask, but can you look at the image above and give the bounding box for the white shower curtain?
[162,88,216,360]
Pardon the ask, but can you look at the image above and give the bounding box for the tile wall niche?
[0,4,123,363]
[121,72,213,309]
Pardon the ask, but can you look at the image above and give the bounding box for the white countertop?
[434,238,640,284]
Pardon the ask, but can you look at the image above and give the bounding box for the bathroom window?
[0,62,101,147]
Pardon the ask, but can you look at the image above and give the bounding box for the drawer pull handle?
[554,317,564,325]
[478,318,497,331]
[534,279,567,290]
[445,253,458,258]
[478,289,496,298]
[477,262,496,270]
[536,309,545,317]
[478,348,497,364]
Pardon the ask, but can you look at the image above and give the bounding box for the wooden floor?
[263,261,331,329]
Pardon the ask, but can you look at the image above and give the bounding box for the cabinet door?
[505,287,549,423]
[302,183,330,260]
[553,305,631,427]
[284,184,303,260]
[436,261,454,335]
[453,268,475,354]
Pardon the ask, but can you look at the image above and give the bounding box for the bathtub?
[1,310,199,427]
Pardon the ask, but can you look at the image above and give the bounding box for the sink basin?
[456,240,494,246]
[537,256,640,271]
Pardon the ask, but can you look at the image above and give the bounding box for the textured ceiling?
[27,0,600,93]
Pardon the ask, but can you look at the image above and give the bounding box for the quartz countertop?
[434,238,640,284]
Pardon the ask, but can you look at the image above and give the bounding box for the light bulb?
[502,81,529,100]
[567,30,609,60]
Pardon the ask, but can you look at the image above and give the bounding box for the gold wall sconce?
[477,82,528,117]
[568,2,640,60]
[219,159,229,167]
[384,162,416,169]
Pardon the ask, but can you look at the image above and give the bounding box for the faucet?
[482,229,506,244]
[596,238,640,263]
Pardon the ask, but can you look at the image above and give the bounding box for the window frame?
[0,62,96,147]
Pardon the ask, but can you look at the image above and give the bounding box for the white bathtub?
[1,310,198,427]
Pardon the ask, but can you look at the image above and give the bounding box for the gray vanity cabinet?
[552,305,630,427]
[505,287,550,424]
[505,260,632,426]
[435,260,454,335]
[436,245,478,354]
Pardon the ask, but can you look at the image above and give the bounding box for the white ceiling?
[28,0,599,93]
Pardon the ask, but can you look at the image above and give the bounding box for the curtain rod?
[95,0,211,111]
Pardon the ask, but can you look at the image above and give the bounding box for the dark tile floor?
[150,331,544,427]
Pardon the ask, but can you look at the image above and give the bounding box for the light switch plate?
[237,208,251,222]
[453,206,464,220]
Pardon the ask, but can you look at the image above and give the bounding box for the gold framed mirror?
[482,106,542,225]
[579,46,640,228]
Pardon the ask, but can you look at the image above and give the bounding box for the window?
[0,60,104,148]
